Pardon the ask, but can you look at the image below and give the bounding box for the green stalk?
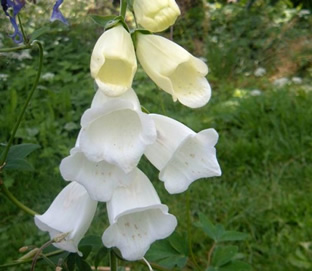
[0,250,63,269]
[0,177,37,216]
[17,14,29,44]
[120,0,128,18]
[0,45,30,53]
[186,190,201,270]
[110,250,118,271]
[0,41,43,166]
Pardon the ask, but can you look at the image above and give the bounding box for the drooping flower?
[144,114,221,194]
[50,0,68,25]
[102,168,177,261]
[133,0,180,33]
[90,24,137,96]
[78,89,156,173]
[136,33,211,108]
[34,182,97,255]
[60,147,136,202]
[1,0,25,43]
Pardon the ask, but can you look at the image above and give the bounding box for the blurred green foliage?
[0,0,312,270]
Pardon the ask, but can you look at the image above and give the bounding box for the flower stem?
[0,177,37,216]
[110,249,118,271]
[120,0,127,18]
[0,41,43,167]
[17,14,29,45]
[207,242,216,266]
[186,190,201,270]
[0,250,63,269]
[0,45,31,52]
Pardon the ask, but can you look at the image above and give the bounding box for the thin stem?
[137,260,170,271]
[110,249,118,271]
[0,45,30,53]
[0,250,63,269]
[120,0,128,18]
[17,14,28,44]
[0,177,37,216]
[186,190,201,270]
[0,41,43,167]
[207,242,216,266]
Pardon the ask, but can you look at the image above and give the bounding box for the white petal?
[79,100,156,173]
[160,129,222,194]
[136,34,210,108]
[102,169,177,260]
[60,148,135,202]
[34,182,97,255]
[91,88,141,111]
[90,25,137,96]
[144,114,193,170]
[102,208,177,261]
[133,0,181,32]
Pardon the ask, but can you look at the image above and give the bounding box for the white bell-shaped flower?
[78,90,156,173]
[60,147,136,202]
[144,114,221,194]
[133,0,180,33]
[34,182,97,255]
[90,24,137,96]
[102,168,177,261]
[136,33,211,108]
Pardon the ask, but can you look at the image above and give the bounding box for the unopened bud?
[19,246,29,253]
[17,248,40,262]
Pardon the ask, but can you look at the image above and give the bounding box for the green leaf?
[94,247,109,269]
[219,260,252,271]
[89,15,117,27]
[146,238,188,269]
[169,232,188,255]
[5,158,34,171]
[198,213,224,242]
[219,231,249,242]
[30,26,51,42]
[206,267,218,271]
[7,143,40,160]
[212,246,238,267]
[79,235,102,249]
[76,257,92,271]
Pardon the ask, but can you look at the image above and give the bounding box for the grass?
[1,1,312,270]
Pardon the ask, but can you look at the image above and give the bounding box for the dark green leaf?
[30,26,51,42]
[79,235,102,249]
[212,246,238,267]
[146,238,188,269]
[169,232,188,255]
[89,15,117,27]
[220,260,252,271]
[206,267,218,271]
[66,253,77,271]
[94,247,109,269]
[7,143,40,160]
[76,257,92,271]
[5,158,34,171]
[219,231,249,242]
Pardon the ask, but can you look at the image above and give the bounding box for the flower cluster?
[35,0,221,262]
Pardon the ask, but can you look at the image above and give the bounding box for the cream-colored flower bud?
[133,0,180,32]
[90,25,137,96]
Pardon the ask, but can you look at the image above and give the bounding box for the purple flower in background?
[1,0,25,43]
[51,0,68,25]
